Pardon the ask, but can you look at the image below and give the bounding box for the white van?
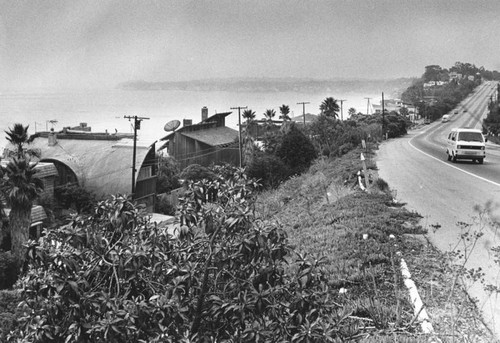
[446,128,486,164]
[442,114,450,122]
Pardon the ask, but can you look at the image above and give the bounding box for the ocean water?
[0,89,380,149]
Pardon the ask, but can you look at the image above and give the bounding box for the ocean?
[0,89,380,149]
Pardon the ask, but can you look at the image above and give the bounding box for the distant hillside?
[117,77,416,98]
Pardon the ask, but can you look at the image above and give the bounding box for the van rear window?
[457,132,483,142]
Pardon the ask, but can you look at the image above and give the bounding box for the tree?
[1,158,43,269]
[4,124,39,159]
[399,107,409,117]
[242,109,256,123]
[279,104,291,121]
[263,109,276,121]
[276,124,317,174]
[0,124,43,269]
[348,107,357,117]
[319,97,340,118]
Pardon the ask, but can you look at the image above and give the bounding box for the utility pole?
[382,92,385,138]
[339,99,347,120]
[124,115,150,195]
[231,106,247,168]
[297,102,310,126]
[364,97,372,115]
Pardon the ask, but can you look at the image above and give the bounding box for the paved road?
[376,81,500,336]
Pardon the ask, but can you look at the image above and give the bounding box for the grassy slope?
[255,147,497,342]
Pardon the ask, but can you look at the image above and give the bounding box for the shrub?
[0,290,22,341]
[0,251,17,289]
[155,194,176,215]
[55,183,95,214]
[12,170,350,342]
[246,152,291,189]
[179,163,216,183]
[156,155,181,193]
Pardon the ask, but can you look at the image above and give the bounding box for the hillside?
[117,77,415,97]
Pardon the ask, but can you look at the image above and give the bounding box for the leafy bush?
[54,183,95,214]
[0,290,23,341]
[246,152,291,189]
[154,194,176,215]
[179,163,216,183]
[156,155,181,193]
[0,251,17,289]
[12,168,353,342]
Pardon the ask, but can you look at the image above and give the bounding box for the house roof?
[181,126,238,146]
[291,113,318,123]
[160,111,233,142]
[29,136,154,197]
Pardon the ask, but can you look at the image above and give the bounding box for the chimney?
[201,106,208,122]
[183,119,192,127]
[48,128,57,146]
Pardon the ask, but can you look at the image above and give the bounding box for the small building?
[160,111,239,170]
[29,128,157,211]
[290,113,317,125]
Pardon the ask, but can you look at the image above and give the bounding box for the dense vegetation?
[401,62,500,123]
[483,83,500,136]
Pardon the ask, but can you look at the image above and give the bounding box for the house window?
[137,166,152,180]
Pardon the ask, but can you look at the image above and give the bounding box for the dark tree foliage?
[156,155,181,193]
[246,152,291,189]
[54,183,95,214]
[179,163,216,183]
[276,124,317,174]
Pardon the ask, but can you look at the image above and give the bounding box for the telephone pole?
[339,99,347,120]
[124,115,150,195]
[231,106,247,168]
[382,92,385,137]
[364,97,372,115]
[297,102,310,125]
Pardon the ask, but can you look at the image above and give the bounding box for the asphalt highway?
[376,81,500,337]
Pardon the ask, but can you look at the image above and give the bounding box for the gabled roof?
[181,126,238,146]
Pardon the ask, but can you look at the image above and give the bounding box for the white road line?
[408,134,500,188]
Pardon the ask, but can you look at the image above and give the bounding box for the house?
[160,110,239,170]
[290,113,318,125]
[29,128,157,211]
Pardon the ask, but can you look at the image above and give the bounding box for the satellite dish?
[164,119,181,132]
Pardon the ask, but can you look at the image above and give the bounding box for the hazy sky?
[1,0,500,90]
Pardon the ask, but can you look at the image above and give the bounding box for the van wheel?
[479,158,484,164]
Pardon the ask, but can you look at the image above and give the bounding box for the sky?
[1,0,500,90]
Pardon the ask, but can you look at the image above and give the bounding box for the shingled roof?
[181,126,238,146]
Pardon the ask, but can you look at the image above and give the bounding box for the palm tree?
[5,124,39,159]
[263,109,276,121]
[1,158,43,268]
[348,107,357,117]
[279,104,291,121]
[1,124,43,269]
[319,97,340,118]
[242,109,256,123]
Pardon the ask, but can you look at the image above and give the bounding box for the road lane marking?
[408,135,500,188]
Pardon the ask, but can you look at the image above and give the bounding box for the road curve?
[376,81,500,336]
